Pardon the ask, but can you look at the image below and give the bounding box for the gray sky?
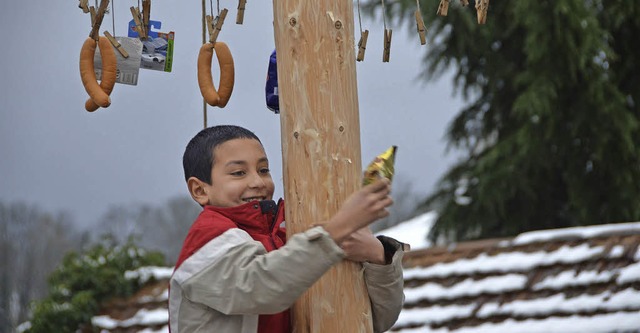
[0,1,463,227]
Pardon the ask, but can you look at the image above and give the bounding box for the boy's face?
[203,138,275,207]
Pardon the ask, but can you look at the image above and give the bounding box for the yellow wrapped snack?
[363,145,397,185]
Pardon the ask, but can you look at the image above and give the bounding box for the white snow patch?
[404,244,603,279]
[92,308,168,329]
[405,274,527,303]
[532,270,614,290]
[392,311,640,333]
[125,266,173,283]
[617,261,640,284]
[512,222,640,246]
[395,303,476,327]
[377,211,436,250]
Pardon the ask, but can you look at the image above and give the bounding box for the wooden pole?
[272,1,373,332]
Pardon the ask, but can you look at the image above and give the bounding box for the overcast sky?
[0,1,464,227]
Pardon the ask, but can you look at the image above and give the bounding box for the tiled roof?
[90,223,640,333]
[393,222,640,333]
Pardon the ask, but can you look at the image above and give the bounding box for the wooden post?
[272,1,373,332]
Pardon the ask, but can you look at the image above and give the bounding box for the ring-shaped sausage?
[83,37,118,112]
[197,42,235,108]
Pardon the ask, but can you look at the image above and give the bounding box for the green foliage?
[26,236,165,333]
[365,0,640,241]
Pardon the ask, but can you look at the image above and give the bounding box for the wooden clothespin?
[78,0,89,13]
[356,30,369,62]
[89,0,110,41]
[89,6,96,27]
[104,31,129,58]
[142,0,151,35]
[207,9,228,44]
[460,0,469,6]
[382,29,392,63]
[476,0,489,24]
[236,0,247,25]
[436,0,450,16]
[130,6,146,39]
[415,9,426,45]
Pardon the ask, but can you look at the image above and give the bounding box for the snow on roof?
[393,222,640,333]
[377,211,436,250]
[511,221,640,245]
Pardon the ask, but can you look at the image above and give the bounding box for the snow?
[405,274,527,303]
[404,244,604,279]
[532,269,614,290]
[396,304,476,327]
[92,308,168,329]
[376,211,436,250]
[511,222,640,246]
[477,289,640,318]
[392,311,640,333]
[124,266,174,283]
[617,261,640,284]
[138,325,169,333]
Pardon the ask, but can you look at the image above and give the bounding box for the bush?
[26,236,165,333]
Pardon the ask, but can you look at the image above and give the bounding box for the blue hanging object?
[265,50,279,114]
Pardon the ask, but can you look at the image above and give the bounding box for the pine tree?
[366,0,640,241]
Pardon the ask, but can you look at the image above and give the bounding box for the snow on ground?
[377,211,436,250]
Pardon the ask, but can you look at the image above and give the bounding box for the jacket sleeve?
[171,226,344,315]
[363,236,406,333]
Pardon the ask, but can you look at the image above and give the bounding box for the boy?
[169,125,405,333]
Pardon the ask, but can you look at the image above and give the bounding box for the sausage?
[197,42,235,108]
[79,37,117,111]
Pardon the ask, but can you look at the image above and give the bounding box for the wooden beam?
[272,1,373,332]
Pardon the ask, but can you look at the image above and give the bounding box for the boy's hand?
[323,179,393,244]
[341,228,386,265]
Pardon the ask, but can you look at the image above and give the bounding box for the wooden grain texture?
[272,1,373,332]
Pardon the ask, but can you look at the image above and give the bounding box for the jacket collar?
[203,199,282,234]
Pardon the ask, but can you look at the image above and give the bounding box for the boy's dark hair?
[183,125,261,184]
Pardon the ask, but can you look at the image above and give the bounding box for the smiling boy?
[169,125,405,333]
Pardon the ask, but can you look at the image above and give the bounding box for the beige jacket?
[169,226,404,333]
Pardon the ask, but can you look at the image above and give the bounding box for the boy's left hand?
[341,228,386,265]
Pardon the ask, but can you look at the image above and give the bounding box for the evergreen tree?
[365,0,640,241]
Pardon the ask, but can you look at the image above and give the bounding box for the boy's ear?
[187,177,210,206]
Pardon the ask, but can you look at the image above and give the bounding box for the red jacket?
[173,199,290,333]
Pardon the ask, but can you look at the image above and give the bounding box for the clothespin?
[89,0,110,41]
[436,0,450,16]
[104,31,129,58]
[207,9,228,44]
[236,0,247,25]
[78,0,89,13]
[476,0,489,24]
[382,29,392,63]
[142,0,151,35]
[415,9,426,45]
[89,6,96,27]
[356,30,369,62]
[460,0,469,6]
[130,6,146,39]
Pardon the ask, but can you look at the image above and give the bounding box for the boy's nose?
[248,172,266,188]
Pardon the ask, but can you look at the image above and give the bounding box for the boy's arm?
[172,225,344,315]
[171,179,393,315]
[363,236,406,333]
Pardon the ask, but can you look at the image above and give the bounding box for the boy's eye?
[230,171,246,176]
[260,168,270,174]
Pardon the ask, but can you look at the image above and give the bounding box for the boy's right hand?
[322,179,393,244]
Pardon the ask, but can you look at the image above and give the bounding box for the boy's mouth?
[242,197,265,203]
